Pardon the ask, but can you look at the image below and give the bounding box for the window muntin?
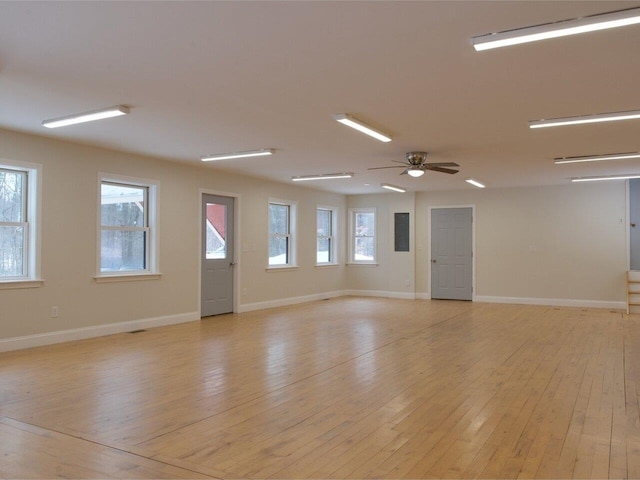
[317,207,335,264]
[350,208,376,263]
[100,181,150,273]
[268,200,296,267]
[0,168,28,279]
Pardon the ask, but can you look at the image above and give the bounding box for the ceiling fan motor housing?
[406,151,428,166]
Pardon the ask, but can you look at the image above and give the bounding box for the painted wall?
[0,128,346,341]
[414,184,627,305]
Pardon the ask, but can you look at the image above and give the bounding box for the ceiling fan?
[368,151,459,177]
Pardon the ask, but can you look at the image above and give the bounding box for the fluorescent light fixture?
[465,179,486,188]
[530,109,640,129]
[555,152,640,164]
[42,105,129,128]
[201,148,274,162]
[472,7,640,51]
[380,183,406,193]
[572,174,640,183]
[407,168,424,178]
[291,172,354,182]
[333,114,392,143]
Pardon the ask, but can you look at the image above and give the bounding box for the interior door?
[431,207,472,300]
[201,194,234,317]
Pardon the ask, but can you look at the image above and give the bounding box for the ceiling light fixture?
[555,152,640,164]
[572,174,640,183]
[291,173,354,182]
[406,168,424,178]
[472,6,640,51]
[42,105,130,128]
[530,109,640,129]
[201,148,274,162]
[380,183,406,193]
[333,114,392,143]
[465,179,486,188]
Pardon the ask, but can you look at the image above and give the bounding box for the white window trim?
[267,197,297,269]
[96,172,161,281]
[316,205,339,266]
[0,159,42,286]
[348,207,377,265]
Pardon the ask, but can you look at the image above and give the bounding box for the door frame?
[428,205,476,301]
[199,189,241,315]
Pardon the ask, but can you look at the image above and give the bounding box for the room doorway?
[201,194,235,316]
[430,207,473,300]
[630,180,640,270]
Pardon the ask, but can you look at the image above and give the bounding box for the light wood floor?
[1,297,639,479]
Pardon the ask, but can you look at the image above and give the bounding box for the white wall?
[0,127,628,350]
[414,184,627,306]
[0,128,345,344]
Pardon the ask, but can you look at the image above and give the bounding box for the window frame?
[348,207,377,265]
[0,159,42,288]
[268,198,297,269]
[96,173,160,280]
[316,205,338,266]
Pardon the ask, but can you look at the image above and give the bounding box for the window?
[349,208,376,263]
[0,161,40,284]
[99,175,158,276]
[317,206,337,265]
[268,199,296,267]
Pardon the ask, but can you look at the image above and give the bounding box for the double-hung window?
[99,175,158,276]
[268,199,296,267]
[349,208,376,264]
[0,161,41,284]
[317,207,337,265]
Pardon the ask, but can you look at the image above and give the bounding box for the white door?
[201,194,234,316]
[431,207,473,301]
[630,179,640,270]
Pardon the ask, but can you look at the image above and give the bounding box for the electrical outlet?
[51,306,59,318]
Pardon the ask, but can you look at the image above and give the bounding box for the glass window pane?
[317,237,330,263]
[206,203,227,259]
[0,169,25,222]
[101,183,146,227]
[269,236,288,265]
[269,204,289,235]
[0,225,24,277]
[101,230,146,271]
[317,209,332,236]
[355,237,374,262]
[355,212,374,236]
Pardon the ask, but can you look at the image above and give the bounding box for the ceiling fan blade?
[425,165,459,174]
[426,162,459,167]
[400,168,409,175]
[367,165,407,170]
[392,160,409,165]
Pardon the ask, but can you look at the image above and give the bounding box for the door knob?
[230,262,236,266]
[432,259,436,263]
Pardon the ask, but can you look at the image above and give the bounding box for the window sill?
[94,273,162,283]
[266,265,299,272]
[0,279,45,290]
[346,263,379,267]
[315,263,340,269]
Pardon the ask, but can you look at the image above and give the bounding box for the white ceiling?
[1,1,639,194]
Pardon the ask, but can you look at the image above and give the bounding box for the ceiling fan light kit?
[201,148,274,162]
[472,6,640,51]
[42,105,130,128]
[291,173,354,182]
[333,113,392,143]
[407,169,425,178]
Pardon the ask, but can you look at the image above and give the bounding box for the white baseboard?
[344,290,416,300]
[475,295,626,310]
[0,311,199,353]
[238,291,346,313]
